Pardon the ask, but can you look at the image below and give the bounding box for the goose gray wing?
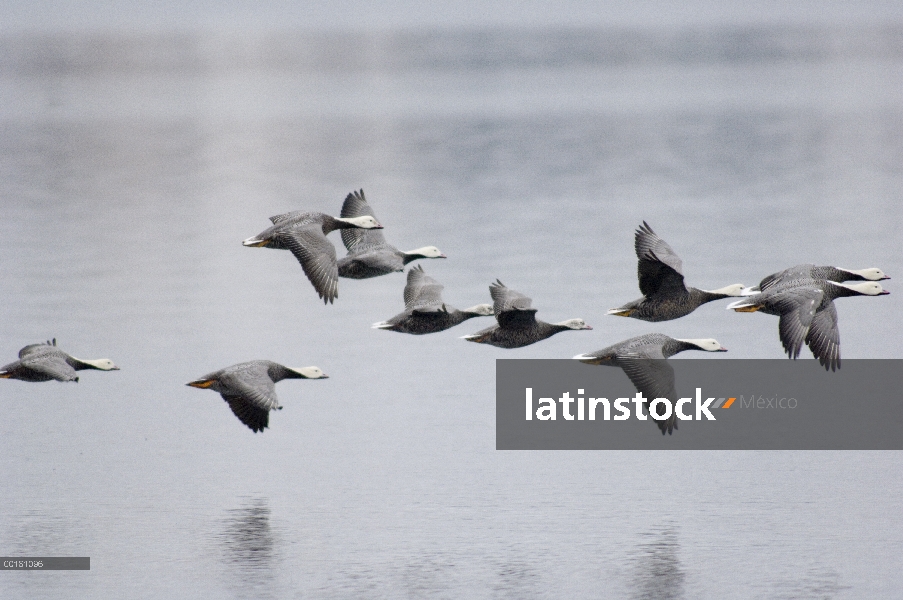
[490,280,537,328]
[18,339,56,359]
[617,353,679,435]
[340,189,388,252]
[634,222,687,297]
[404,265,445,310]
[490,280,533,313]
[269,210,332,227]
[771,287,823,359]
[20,350,78,382]
[277,224,340,304]
[221,393,271,432]
[758,264,816,292]
[805,302,840,371]
[218,367,281,432]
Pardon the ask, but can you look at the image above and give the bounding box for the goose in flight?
[728,279,889,371]
[0,339,119,382]
[337,190,445,279]
[608,222,745,321]
[463,280,591,348]
[187,360,328,433]
[741,264,889,295]
[243,209,383,303]
[574,334,727,435]
[372,265,493,334]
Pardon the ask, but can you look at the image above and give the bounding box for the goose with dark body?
[608,222,745,321]
[573,334,727,435]
[0,339,119,382]
[741,264,889,295]
[242,209,383,304]
[728,279,889,371]
[372,265,493,334]
[187,360,328,433]
[462,280,591,349]
[337,190,445,279]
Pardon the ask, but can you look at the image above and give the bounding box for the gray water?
[1,26,901,599]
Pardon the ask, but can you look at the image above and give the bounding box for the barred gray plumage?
[186,360,327,433]
[462,280,591,349]
[372,265,493,334]
[242,209,383,304]
[573,333,727,435]
[0,338,119,383]
[337,189,445,279]
[608,221,745,321]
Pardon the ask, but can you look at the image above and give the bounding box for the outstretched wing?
[757,264,816,292]
[20,350,78,382]
[277,224,340,304]
[340,189,388,252]
[489,280,533,313]
[217,367,281,433]
[618,355,678,435]
[221,394,271,432]
[771,287,822,360]
[18,339,56,359]
[634,222,687,297]
[805,302,840,371]
[404,265,445,310]
[489,280,537,328]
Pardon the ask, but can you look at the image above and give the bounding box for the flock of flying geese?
[1,190,890,435]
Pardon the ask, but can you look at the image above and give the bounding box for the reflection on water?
[628,526,686,600]
[215,498,281,596]
[2,510,88,557]
[769,566,848,600]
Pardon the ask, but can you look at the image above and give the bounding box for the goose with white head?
[242,208,383,304]
[336,190,446,279]
[462,280,592,349]
[608,222,745,321]
[0,338,119,383]
[573,333,727,435]
[372,265,494,334]
[727,279,890,371]
[740,264,890,295]
[187,360,328,433]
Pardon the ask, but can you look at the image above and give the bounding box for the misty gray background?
[1,1,902,598]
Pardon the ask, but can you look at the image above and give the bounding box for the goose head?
[338,215,383,229]
[842,267,890,281]
[829,281,890,296]
[676,338,728,352]
[702,283,746,297]
[289,366,329,379]
[555,318,593,330]
[404,246,447,259]
[80,358,121,370]
[464,304,494,316]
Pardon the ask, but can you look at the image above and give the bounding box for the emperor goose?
[608,221,745,321]
[741,264,889,295]
[574,334,727,435]
[243,210,383,304]
[337,190,445,279]
[372,265,493,334]
[187,360,328,433]
[727,279,889,371]
[463,280,591,349]
[0,339,119,382]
